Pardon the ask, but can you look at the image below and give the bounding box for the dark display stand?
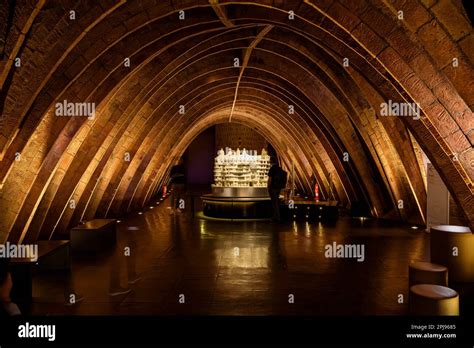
[202,187,271,219]
[202,195,272,219]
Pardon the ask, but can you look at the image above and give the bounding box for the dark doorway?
[183,127,215,187]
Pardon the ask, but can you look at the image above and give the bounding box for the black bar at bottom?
[0,316,473,345]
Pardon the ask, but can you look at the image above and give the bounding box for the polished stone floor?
[26,200,472,316]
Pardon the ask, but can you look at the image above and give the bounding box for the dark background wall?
[215,122,267,152]
[183,126,215,185]
[183,123,270,186]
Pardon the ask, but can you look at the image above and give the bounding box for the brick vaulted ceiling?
[0,0,472,243]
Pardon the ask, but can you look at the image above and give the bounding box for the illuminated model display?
[201,147,272,219]
[213,148,270,188]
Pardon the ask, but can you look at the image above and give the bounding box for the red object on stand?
[162,185,167,197]
[315,183,319,202]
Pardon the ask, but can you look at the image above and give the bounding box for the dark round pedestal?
[202,187,271,219]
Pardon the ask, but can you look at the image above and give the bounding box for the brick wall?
[215,123,268,153]
[449,195,469,226]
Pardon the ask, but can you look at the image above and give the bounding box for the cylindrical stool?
[409,261,448,286]
[430,225,473,282]
[409,284,459,316]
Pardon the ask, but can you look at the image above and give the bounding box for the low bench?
[70,219,116,253]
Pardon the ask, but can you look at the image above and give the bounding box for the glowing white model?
[213,148,271,187]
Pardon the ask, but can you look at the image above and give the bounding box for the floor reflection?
[28,200,469,316]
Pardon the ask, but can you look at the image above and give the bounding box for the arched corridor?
[0,0,473,330]
[0,0,472,244]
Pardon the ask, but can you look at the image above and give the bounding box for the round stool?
[430,225,473,282]
[409,284,459,316]
[409,261,448,286]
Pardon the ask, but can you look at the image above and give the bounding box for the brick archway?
[0,0,472,242]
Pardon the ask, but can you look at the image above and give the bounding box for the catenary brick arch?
[0,0,472,243]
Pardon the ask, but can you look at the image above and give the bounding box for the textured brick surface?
[215,123,268,151]
[0,0,472,243]
[431,0,471,41]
